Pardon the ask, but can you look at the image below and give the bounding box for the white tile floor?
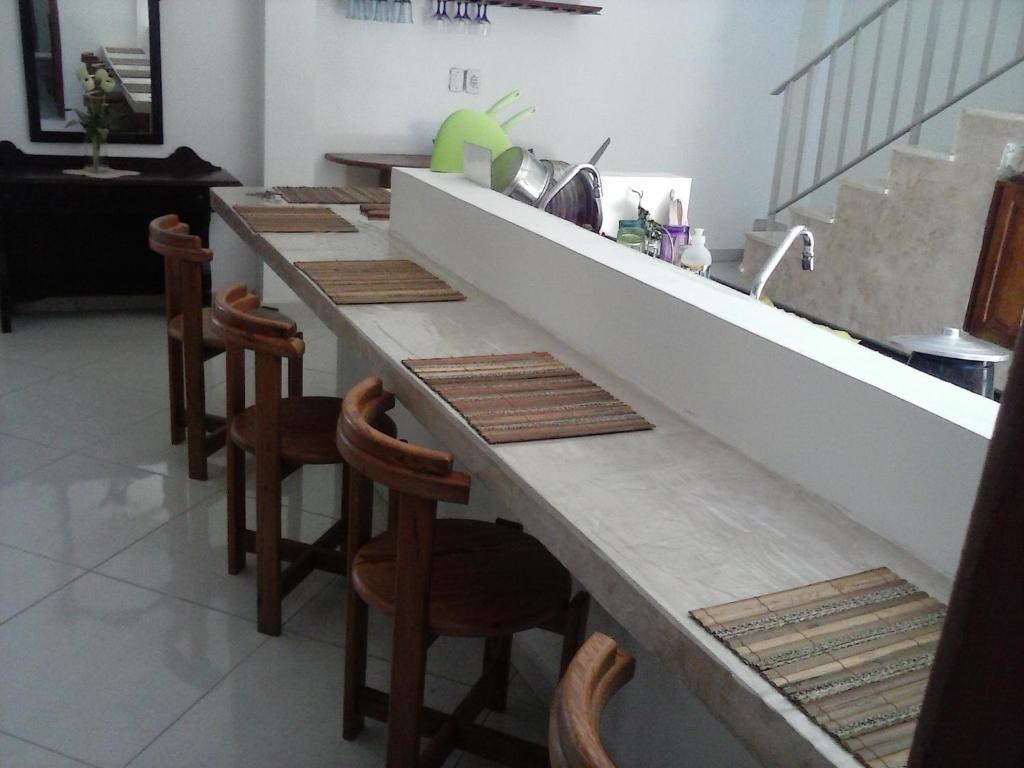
[0,308,548,768]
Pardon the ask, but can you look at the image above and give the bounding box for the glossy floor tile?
[97,493,336,623]
[0,453,214,568]
[0,573,266,768]
[0,309,542,768]
[0,732,95,768]
[0,543,84,623]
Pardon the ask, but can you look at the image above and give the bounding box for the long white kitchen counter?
[213,185,952,768]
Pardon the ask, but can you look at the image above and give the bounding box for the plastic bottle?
[679,227,712,277]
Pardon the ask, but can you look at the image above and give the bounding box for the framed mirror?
[18,0,163,144]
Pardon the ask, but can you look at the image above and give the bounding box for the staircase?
[741,0,1024,347]
[742,108,1024,346]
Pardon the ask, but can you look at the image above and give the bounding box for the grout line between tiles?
[0,569,90,629]
[118,634,271,768]
[0,728,105,768]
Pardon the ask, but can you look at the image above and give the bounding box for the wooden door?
[965,177,1024,349]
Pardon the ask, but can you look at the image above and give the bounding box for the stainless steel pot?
[490,147,552,205]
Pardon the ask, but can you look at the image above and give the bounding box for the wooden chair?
[549,633,636,768]
[149,214,226,481]
[337,376,591,768]
[212,282,349,636]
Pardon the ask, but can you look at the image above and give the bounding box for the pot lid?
[890,327,1011,362]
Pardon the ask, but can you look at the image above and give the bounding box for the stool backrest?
[337,377,469,505]
[549,633,636,768]
[149,214,211,327]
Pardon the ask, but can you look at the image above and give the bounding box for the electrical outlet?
[465,69,481,95]
[448,68,465,93]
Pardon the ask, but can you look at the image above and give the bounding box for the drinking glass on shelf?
[450,1,470,33]
[394,0,414,23]
[432,0,451,30]
[373,0,393,21]
[471,1,491,35]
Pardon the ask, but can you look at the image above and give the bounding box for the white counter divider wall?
[392,169,998,580]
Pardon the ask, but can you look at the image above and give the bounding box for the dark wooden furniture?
[213,283,346,636]
[337,376,590,768]
[324,153,431,187]
[550,633,635,768]
[909,321,1024,765]
[0,142,239,333]
[965,176,1024,350]
[17,0,164,143]
[149,215,226,481]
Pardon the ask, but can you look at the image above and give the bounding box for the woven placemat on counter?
[233,205,357,233]
[403,352,655,444]
[691,567,946,768]
[273,186,391,205]
[295,259,464,304]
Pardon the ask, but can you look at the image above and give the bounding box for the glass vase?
[85,134,107,174]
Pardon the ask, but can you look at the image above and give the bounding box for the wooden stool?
[550,633,636,768]
[213,282,346,636]
[149,214,226,481]
[337,376,591,768]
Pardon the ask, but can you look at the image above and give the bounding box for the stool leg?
[559,592,591,676]
[255,353,283,636]
[484,635,513,712]
[167,336,185,445]
[225,347,246,575]
[344,469,374,740]
[386,494,437,768]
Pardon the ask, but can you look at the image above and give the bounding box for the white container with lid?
[679,227,712,276]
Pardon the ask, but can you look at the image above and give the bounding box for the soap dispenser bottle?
[679,228,712,277]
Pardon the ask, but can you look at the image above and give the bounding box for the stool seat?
[230,396,342,464]
[352,519,571,638]
[167,307,224,350]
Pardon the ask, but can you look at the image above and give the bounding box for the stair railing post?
[909,0,943,146]
[767,83,794,228]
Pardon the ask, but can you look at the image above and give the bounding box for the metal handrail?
[767,0,1024,221]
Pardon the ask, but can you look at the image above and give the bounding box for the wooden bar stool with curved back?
[550,633,636,768]
[213,282,353,636]
[149,214,227,481]
[337,376,591,768]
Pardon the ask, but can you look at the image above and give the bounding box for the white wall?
[311,0,808,250]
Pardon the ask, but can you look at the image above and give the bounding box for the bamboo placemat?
[360,203,391,220]
[691,568,946,768]
[403,352,655,444]
[295,259,464,304]
[233,205,357,233]
[273,186,391,205]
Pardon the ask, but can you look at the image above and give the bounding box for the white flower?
[100,77,116,93]
[93,68,110,82]
[77,63,89,80]
[82,76,96,92]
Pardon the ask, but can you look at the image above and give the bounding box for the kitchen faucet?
[749,225,815,301]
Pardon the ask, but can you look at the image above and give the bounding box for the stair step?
[889,146,956,192]
[790,206,835,226]
[954,108,1024,164]
[835,180,889,222]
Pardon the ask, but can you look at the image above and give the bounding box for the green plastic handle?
[486,89,521,116]
[499,107,536,131]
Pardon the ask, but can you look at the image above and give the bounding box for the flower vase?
[86,135,107,174]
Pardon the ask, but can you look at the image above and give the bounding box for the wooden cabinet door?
[966,178,1024,350]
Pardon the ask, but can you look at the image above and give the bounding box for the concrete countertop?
[213,186,951,768]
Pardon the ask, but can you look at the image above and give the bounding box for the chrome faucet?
[749,225,815,301]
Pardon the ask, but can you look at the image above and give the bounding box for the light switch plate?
[448,68,465,93]
[466,69,481,94]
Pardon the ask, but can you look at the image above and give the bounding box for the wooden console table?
[0,142,240,332]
